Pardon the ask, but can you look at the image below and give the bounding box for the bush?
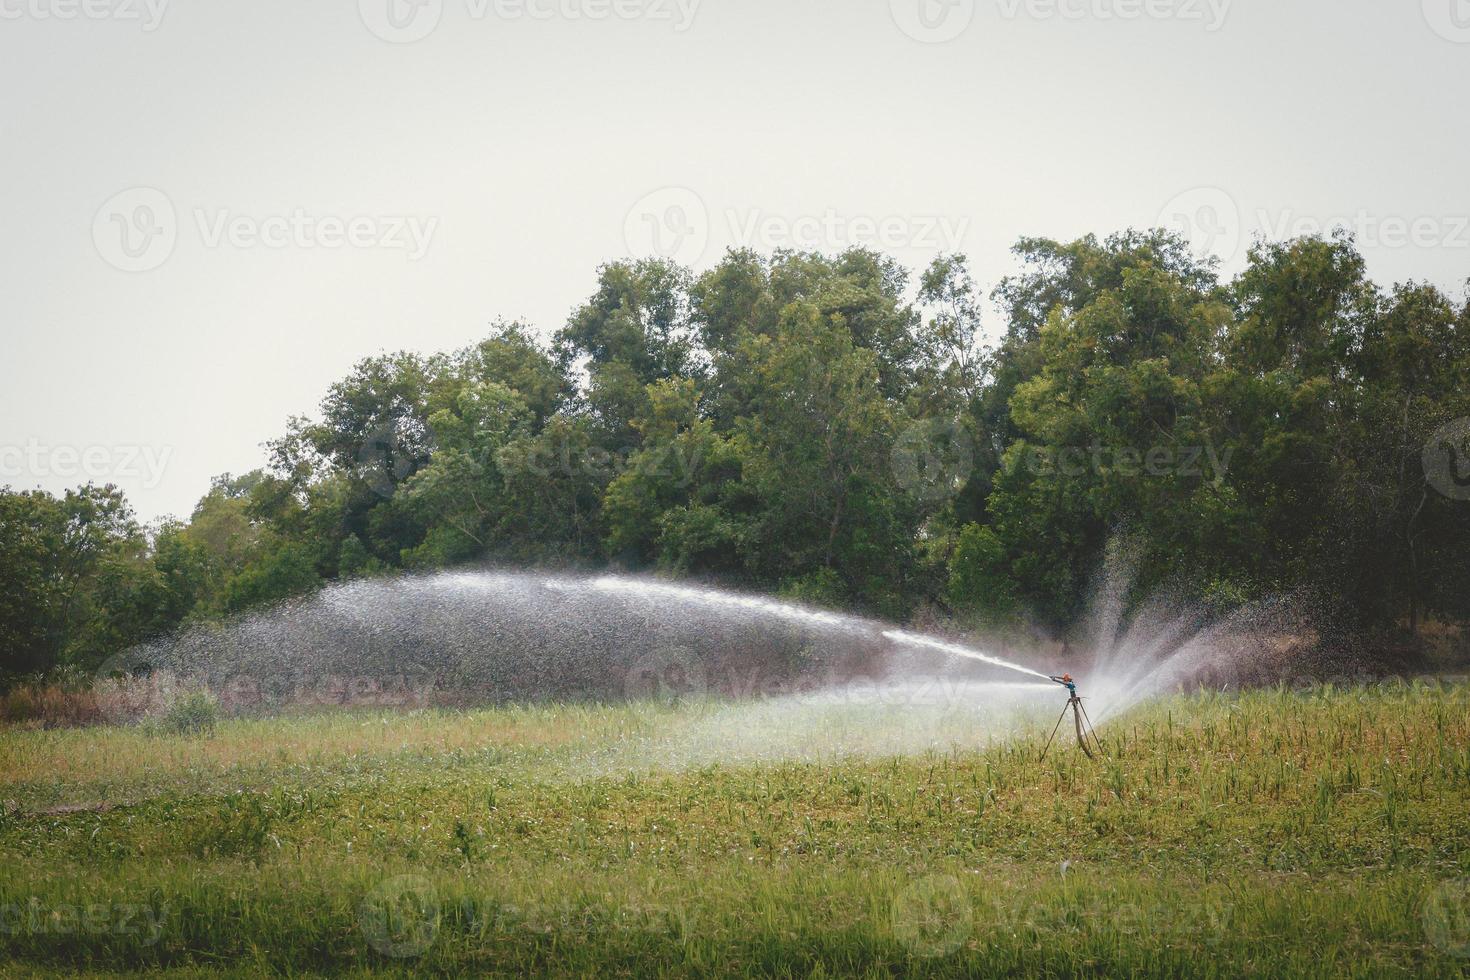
[156,689,219,736]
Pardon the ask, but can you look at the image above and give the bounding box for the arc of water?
[573,575,1054,683]
[582,576,873,635]
[880,630,1054,681]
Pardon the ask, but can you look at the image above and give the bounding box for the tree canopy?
[4,233,1468,683]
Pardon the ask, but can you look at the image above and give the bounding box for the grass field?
[1,681,1468,977]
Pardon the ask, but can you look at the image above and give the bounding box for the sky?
[3,0,1468,522]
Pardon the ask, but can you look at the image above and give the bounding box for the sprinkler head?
[1039,672,1103,762]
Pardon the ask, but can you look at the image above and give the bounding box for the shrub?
[156,689,219,736]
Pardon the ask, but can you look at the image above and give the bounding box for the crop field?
[1,681,1468,977]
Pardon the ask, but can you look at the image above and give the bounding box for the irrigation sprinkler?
[1040,674,1105,761]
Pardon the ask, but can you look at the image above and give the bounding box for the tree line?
[4,230,1469,683]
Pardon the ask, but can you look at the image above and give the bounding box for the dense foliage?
[4,231,1469,682]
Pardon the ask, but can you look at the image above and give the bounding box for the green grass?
[1,681,1468,976]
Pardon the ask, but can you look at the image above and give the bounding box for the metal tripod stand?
[1040,674,1104,761]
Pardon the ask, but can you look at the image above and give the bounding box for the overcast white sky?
[3,0,1468,522]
